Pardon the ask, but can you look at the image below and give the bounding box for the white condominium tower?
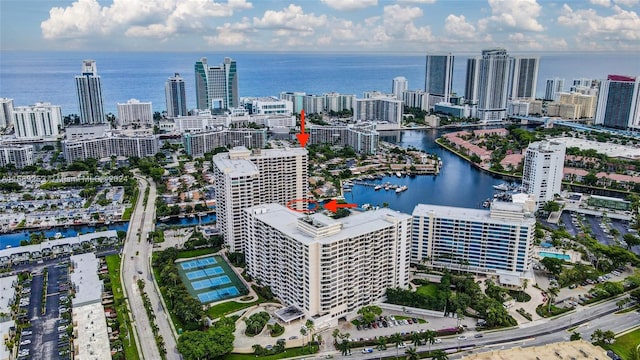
[13,102,62,139]
[477,48,510,122]
[165,73,187,117]
[545,78,565,101]
[75,60,105,124]
[0,98,14,128]
[508,56,539,100]
[392,77,408,100]
[522,140,566,206]
[243,204,411,327]
[213,147,308,252]
[117,99,153,127]
[195,57,238,110]
[412,201,536,285]
[425,54,454,107]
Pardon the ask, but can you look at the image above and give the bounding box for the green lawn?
[105,255,140,360]
[416,284,438,297]
[225,345,319,360]
[175,248,218,259]
[122,188,139,220]
[604,328,640,360]
[206,301,257,319]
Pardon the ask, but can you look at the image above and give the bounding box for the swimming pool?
[197,286,240,303]
[539,251,570,260]
[186,266,225,280]
[191,275,231,290]
[179,257,217,270]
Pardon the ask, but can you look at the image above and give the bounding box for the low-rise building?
[309,124,379,154]
[62,133,159,162]
[460,340,608,360]
[182,128,267,158]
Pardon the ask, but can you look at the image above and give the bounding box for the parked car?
[362,348,373,354]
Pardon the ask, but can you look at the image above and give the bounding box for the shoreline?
[1,219,130,235]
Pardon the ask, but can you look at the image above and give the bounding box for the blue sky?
[1,0,639,53]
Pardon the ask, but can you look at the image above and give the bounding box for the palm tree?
[337,339,351,356]
[591,329,604,344]
[431,349,448,360]
[390,333,404,360]
[305,319,315,348]
[300,327,308,348]
[411,332,422,347]
[423,330,437,351]
[547,287,560,313]
[376,336,388,351]
[332,329,340,344]
[405,347,419,360]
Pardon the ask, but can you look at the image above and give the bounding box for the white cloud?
[320,0,377,11]
[41,0,253,39]
[614,0,640,6]
[590,0,611,7]
[252,4,327,34]
[558,3,640,44]
[382,4,432,40]
[444,14,476,39]
[478,0,544,33]
[397,0,437,3]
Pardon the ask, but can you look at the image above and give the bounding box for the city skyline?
[0,0,639,53]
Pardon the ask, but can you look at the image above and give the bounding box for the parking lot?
[563,211,638,254]
[17,262,72,359]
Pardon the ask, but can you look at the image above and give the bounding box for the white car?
[20,339,31,345]
[457,336,467,341]
[434,338,442,344]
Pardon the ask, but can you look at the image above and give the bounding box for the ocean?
[1,51,639,115]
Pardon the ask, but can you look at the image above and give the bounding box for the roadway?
[338,296,639,360]
[121,173,180,359]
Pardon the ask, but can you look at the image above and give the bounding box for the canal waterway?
[0,214,217,249]
[346,129,509,215]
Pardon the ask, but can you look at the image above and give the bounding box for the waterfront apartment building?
[13,102,62,139]
[0,98,14,128]
[62,134,159,162]
[595,75,640,130]
[213,147,308,252]
[195,57,238,110]
[545,78,565,101]
[165,73,187,117]
[522,140,566,205]
[241,97,293,116]
[308,124,379,154]
[477,49,510,122]
[182,128,267,157]
[425,54,454,107]
[464,57,481,104]
[303,94,324,114]
[323,92,355,113]
[243,204,411,327]
[117,99,153,127]
[279,92,306,114]
[75,60,105,124]
[402,90,428,111]
[412,202,536,285]
[354,97,403,129]
[508,57,539,100]
[392,77,408,100]
[0,145,34,169]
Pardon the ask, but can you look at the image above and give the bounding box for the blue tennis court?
[186,266,225,280]
[197,286,240,303]
[180,257,217,270]
[191,275,231,290]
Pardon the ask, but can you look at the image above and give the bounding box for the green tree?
[431,349,449,360]
[376,336,388,351]
[405,347,419,360]
[337,339,351,356]
[591,329,604,344]
[541,257,564,276]
[423,330,437,351]
[411,332,422,347]
[305,319,315,349]
[570,332,582,341]
[390,332,404,360]
[623,233,640,250]
[357,305,382,325]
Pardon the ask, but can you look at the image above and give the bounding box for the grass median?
[106,254,140,360]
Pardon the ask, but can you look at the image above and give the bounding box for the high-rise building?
[165,73,187,117]
[279,92,306,114]
[117,99,153,127]
[243,204,411,327]
[545,78,565,101]
[354,97,403,129]
[425,54,454,107]
[323,92,355,113]
[241,97,293,116]
[13,102,62,139]
[194,57,238,111]
[0,145,34,169]
[402,90,428,111]
[62,133,159,162]
[303,94,324,114]
[522,140,566,206]
[477,49,510,122]
[182,129,267,157]
[309,124,379,154]
[75,60,105,125]
[213,147,308,252]
[0,98,14,128]
[508,57,539,100]
[392,77,408,100]
[464,57,481,104]
[412,201,535,285]
[555,92,597,118]
[595,75,640,130]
